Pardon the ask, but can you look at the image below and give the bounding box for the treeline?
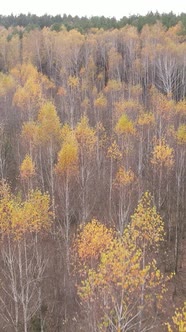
[0,22,185,331]
[1,11,186,32]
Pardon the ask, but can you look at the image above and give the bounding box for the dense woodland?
[0,15,185,331]
[1,12,186,32]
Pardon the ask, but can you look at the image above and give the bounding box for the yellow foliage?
[130,191,165,248]
[20,155,35,180]
[151,139,174,168]
[107,141,122,160]
[60,123,72,142]
[21,190,52,233]
[55,135,78,177]
[151,88,175,118]
[158,99,175,117]
[75,210,166,324]
[97,237,145,289]
[68,75,79,88]
[0,73,15,97]
[166,302,186,332]
[12,65,42,111]
[138,111,155,126]
[76,219,114,261]
[114,166,135,187]
[12,63,54,114]
[115,114,135,136]
[176,125,186,144]
[11,63,39,84]
[114,99,141,116]
[75,116,96,150]
[0,182,14,234]
[0,182,52,239]
[104,79,122,92]
[94,93,107,109]
[13,86,31,110]
[176,100,186,116]
[21,121,39,147]
[38,101,61,144]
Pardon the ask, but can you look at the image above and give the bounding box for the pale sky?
[1,0,186,19]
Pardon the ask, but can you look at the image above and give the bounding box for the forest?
[0,14,185,331]
[1,11,186,32]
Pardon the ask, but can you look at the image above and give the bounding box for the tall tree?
[0,182,52,332]
[74,193,167,332]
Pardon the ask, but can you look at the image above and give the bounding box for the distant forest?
[0,12,186,332]
[1,11,186,32]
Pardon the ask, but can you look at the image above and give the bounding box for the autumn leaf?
[20,154,35,180]
[37,101,61,145]
[114,166,135,187]
[75,116,96,151]
[166,302,186,332]
[107,140,122,160]
[94,93,107,109]
[115,114,136,136]
[55,134,78,177]
[176,124,186,144]
[151,139,174,168]
[76,219,114,261]
[0,182,52,239]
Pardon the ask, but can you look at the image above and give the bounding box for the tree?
[166,302,186,332]
[151,138,174,209]
[107,139,122,219]
[74,193,167,332]
[137,110,155,178]
[176,124,186,144]
[172,124,186,273]
[12,63,54,121]
[94,92,108,124]
[20,154,36,192]
[55,127,78,272]
[21,121,39,157]
[114,166,135,232]
[114,114,136,229]
[115,114,135,137]
[75,116,97,222]
[37,101,61,213]
[0,182,52,332]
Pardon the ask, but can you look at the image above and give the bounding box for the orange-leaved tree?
[74,192,167,332]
